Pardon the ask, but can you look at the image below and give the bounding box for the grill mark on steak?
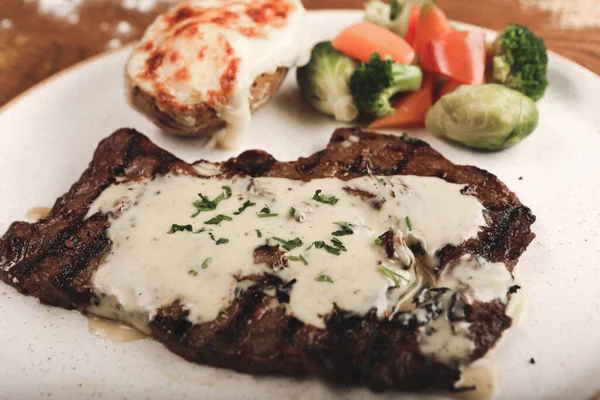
[0,127,536,393]
[343,187,386,210]
[343,186,376,199]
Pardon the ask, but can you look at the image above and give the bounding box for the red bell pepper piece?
[419,30,487,85]
[413,4,452,52]
[404,6,421,49]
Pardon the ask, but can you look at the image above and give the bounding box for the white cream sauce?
[86,173,486,329]
[25,206,51,222]
[440,255,515,304]
[455,357,500,400]
[87,315,148,343]
[126,0,312,148]
[417,255,516,366]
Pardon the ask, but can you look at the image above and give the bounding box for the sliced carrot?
[368,74,434,130]
[436,79,463,100]
[420,30,486,84]
[332,21,415,65]
[404,6,421,49]
[414,4,452,52]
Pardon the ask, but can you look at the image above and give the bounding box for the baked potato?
[126,67,289,138]
[123,0,312,148]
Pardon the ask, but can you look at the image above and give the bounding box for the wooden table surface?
[0,0,598,107]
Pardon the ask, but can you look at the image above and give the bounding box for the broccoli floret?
[364,0,394,27]
[349,53,423,117]
[297,42,359,122]
[390,0,402,19]
[364,0,427,36]
[491,24,548,101]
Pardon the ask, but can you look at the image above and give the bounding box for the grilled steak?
[0,128,535,393]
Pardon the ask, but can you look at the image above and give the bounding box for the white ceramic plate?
[0,10,599,400]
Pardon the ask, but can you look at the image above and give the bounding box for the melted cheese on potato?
[126,0,311,148]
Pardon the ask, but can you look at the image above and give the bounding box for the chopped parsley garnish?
[192,194,216,215]
[330,237,347,252]
[310,241,341,256]
[315,274,334,283]
[378,266,409,288]
[188,269,198,277]
[204,214,233,225]
[374,238,383,245]
[233,200,256,215]
[332,221,353,236]
[191,186,232,217]
[201,257,212,269]
[289,206,304,222]
[209,232,229,245]
[312,189,339,205]
[256,229,262,238]
[167,224,193,234]
[257,205,278,218]
[378,177,394,187]
[405,216,413,231]
[287,255,308,265]
[272,237,303,251]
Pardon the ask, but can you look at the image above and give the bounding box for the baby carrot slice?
[332,21,415,65]
[368,74,434,129]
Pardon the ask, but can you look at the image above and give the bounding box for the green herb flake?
[257,205,279,218]
[374,238,383,245]
[406,216,413,231]
[401,133,419,144]
[287,255,308,265]
[272,237,304,251]
[378,266,409,288]
[188,269,199,277]
[330,237,347,252]
[312,189,339,205]
[311,241,341,256]
[167,224,193,234]
[201,257,212,269]
[204,214,233,225]
[378,177,394,187]
[256,229,263,238]
[315,274,334,283]
[332,221,353,236]
[289,206,304,222]
[191,186,232,217]
[233,200,256,215]
[192,194,217,216]
[209,232,229,245]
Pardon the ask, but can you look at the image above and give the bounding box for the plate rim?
[0,8,599,399]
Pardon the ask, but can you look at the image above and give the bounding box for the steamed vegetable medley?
[296,0,549,151]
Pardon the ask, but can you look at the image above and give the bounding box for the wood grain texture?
[0,0,598,107]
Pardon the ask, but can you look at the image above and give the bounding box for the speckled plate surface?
[0,10,599,400]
